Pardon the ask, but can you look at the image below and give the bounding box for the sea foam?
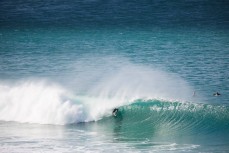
[0,81,86,125]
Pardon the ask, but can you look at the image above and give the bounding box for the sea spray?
[69,57,196,102]
[0,60,196,125]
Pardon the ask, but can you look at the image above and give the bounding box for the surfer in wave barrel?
[112,108,119,117]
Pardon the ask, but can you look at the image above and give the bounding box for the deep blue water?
[0,0,229,152]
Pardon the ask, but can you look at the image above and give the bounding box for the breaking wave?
[0,61,202,125]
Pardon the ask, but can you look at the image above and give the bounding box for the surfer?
[112,108,119,116]
[193,91,196,97]
[213,92,221,96]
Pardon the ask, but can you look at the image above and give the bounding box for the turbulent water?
[1,0,229,152]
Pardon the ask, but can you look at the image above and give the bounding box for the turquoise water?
[1,0,229,152]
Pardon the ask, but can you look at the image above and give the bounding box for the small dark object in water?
[213,92,221,96]
[112,108,118,116]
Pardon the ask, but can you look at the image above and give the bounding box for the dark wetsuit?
[213,92,221,96]
[112,108,118,115]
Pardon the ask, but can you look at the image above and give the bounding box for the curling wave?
[0,61,198,125]
[99,100,229,139]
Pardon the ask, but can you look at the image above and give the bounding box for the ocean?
[0,0,229,152]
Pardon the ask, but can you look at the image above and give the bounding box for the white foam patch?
[0,81,86,125]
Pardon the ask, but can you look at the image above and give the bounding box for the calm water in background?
[0,0,229,152]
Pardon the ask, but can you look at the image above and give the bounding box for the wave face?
[98,100,229,141]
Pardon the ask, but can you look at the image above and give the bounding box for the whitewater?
[1,0,229,152]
